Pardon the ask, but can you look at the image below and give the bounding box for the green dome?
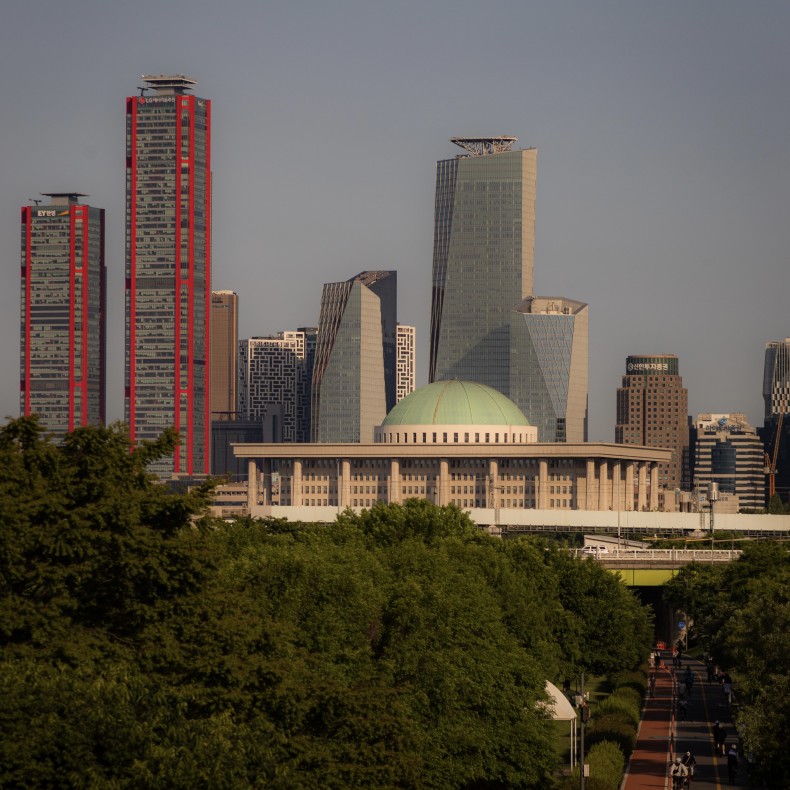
[382,381,529,427]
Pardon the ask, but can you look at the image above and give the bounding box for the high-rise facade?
[311,271,396,443]
[238,329,316,443]
[761,338,790,503]
[429,136,587,441]
[615,355,689,491]
[763,338,790,418]
[396,324,416,404]
[513,297,588,442]
[691,413,765,511]
[125,75,211,475]
[20,193,106,437]
[210,290,238,420]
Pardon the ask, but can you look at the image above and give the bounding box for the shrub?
[610,669,647,698]
[586,710,637,757]
[595,694,641,728]
[586,740,625,790]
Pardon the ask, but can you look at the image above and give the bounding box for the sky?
[1,0,788,441]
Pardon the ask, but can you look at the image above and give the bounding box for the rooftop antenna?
[137,86,150,97]
[29,198,41,206]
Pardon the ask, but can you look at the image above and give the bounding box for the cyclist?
[682,750,697,786]
[670,756,689,790]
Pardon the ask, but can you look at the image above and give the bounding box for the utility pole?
[579,672,589,790]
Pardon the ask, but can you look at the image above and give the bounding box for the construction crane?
[764,411,785,500]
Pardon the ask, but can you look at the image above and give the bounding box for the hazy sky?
[1,0,788,440]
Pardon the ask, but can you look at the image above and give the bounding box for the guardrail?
[571,548,741,563]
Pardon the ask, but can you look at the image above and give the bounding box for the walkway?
[622,658,754,788]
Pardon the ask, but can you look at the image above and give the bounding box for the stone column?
[598,460,609,511]
[637,462,648,511]
[439,458,450,506]
[585,458,596,510]
[247,459,258,512]
[292,459,303,507]
[538,459,548,509]
[340,459,351,508]
[649,462,659,510]
[389,459,401,504]
[488,459,499,508]
[625,461,635,511]
[612,461,622,512]
[261,459,272,506]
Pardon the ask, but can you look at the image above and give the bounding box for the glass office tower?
[20,193,106,437]
[125,75,211,475]
[429,137,588,441]
[311,271,396,443]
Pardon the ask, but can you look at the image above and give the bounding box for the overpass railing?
[571,548,741,563]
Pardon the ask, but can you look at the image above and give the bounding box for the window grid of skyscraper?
[20,194,105,437]
[125,75,211,475]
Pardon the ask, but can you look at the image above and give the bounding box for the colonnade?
[245,456,661,512]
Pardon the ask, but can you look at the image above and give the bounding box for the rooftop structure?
[140,74,197,95]
[450,136,519,156]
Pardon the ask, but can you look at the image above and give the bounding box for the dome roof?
[382,380,529,427]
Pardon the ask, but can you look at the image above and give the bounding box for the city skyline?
[1,2,788,441]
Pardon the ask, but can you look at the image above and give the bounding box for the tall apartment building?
[429,136,587,441]
[125,74,211,476]
[312,271,396,443]
[761,338,790,503]
[396,324,416,403]
[210,291,238,419]
[20,193,106,436]
[691,414,765,511]
[238,329,316,443]
[615,355,689,491]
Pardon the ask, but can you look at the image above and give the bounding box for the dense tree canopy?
[664,542,790,782]
[0,417,651,787]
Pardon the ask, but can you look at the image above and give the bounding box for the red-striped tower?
[125,75,211,475]
[20,193,106,436]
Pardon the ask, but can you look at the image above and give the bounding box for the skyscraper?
[238,329,316,443]
[615,355,689,491]
[763,338,790,418]
[396,324,416,404]
[210,290,238,420]
[311,271,396,443]
[20,193,106,437]
[691,414,765,511]
[125,75,211,475]
[761,338,790,503]
[429,136,587,441]
[513,297,588,442]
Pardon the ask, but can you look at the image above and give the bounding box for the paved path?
[622,658,754,789]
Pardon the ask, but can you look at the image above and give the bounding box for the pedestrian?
[727,744,739,783]
[722,672,732,703]
[672,648,679,668]
[682,750,697,786]
[706,661,715,684]
[670,756,689,790]
[713,721,726,757]
[684,665,694,689]
[649,673,657,695]
[678,696,687,720]
[678,680,686,700]
[656,650,663,668]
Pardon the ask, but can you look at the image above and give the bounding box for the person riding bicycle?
[682,750,697,785]
[670,756,689,789]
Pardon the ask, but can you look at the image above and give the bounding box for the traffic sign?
[678,620,686,630]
